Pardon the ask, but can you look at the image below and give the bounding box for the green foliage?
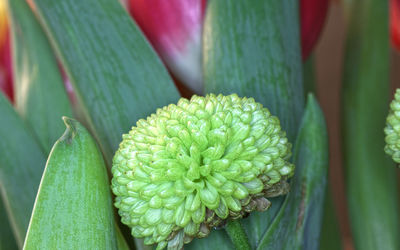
[342,0,400,249]
[8,0,73,154]
[225,221,251,250]
[0,0,337,249]
[0,93,46,247]
[203,0,304,142]
[301,53,342,250]
[254,94,328,250]
[0,199,18,250]
[319,190,343,250]
[24,118,118,249]
[33,0,180,165]
[198,1,305,248]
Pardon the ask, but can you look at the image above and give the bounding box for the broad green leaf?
[203,0,304,143]
[202,1,304,247]
[302,55,342,250]
[0,199,18,250]
[24,118,118,249]
[342,0,400,249]
[33,0,180,165]
[196,0,304,247]
[0,93,46,247]
[255,94,328,249]
[8,0,73,154]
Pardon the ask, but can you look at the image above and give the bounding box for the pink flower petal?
[129,0,206,94]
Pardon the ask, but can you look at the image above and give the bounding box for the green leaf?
[224,220,251,250]
[8,0,73,154]
[0,199,18,250]
[342,0,400,249]
[203,0,304,143]
[319,189,343,250]
[33,0,180,164]
[237,197,281,248]
[202,1,304,246]
[0,93,46,247]
[255,94,328,249]
[24,118,118,249]
[301,54,342,250]
[186,229,233,250]
[303,55,316,98]
[116,226,130,250]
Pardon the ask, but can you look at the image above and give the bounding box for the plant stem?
[225,220,251,250]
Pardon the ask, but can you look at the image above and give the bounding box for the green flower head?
[111,94,294,249]
[385,89,400,164]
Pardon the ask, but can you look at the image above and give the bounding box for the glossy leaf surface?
[24,118,118,249]
[33,0,180,164]
[0,93,46,247]
[203,0,304,143]
[8,0,73,153]
[203,1,304,247]
[254,94,328,250]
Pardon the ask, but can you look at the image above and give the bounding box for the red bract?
[391,0,400,52]
[129,0,206,94]
[0,2,13,102]
[300,0,329,60]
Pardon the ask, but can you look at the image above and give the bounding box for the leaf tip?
[61,116,79,144]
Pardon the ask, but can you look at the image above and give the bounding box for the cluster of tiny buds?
[111,94,294,249]
[385,89,400,164]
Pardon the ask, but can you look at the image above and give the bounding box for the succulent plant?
[385,89,400,164]
[111,94,294,249]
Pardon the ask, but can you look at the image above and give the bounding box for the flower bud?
[391,0,400,52]
[129,0,206,94]
[300,0,329,60]
[385,89,400,164]
[111,94,294,249]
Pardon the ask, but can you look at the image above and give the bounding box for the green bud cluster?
[111,94,294,249]
[385,89,400,164]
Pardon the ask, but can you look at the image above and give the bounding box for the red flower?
[391,0,400,52]
[129,0,206,94]
[0,1,13,102]
[300,0,330,60]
